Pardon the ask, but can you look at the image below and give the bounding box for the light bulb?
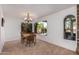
[24,17,27,20]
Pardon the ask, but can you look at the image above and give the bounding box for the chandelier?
[24,12,32,23]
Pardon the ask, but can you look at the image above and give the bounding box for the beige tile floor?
[0,39,77,55]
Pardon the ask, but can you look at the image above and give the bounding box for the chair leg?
[21,38,24,44]
[25,39,28,46]
[34,39,36,46]
[29,41,31,47]
[33,40,35,46]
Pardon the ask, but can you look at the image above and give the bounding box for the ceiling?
[2,4,76,20]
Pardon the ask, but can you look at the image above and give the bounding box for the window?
[64,15,76,40]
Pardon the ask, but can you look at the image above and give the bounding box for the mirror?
[21,23,32,33]
[64,15,76,40]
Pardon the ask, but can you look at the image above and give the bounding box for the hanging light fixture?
[24,12,32,23]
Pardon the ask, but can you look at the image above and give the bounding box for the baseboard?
[5,36,21,42]
[40,39,76,52]
[37,35,76,52]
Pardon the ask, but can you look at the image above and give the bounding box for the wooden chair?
[21,32,36,46]
[21,32,30,44]
[25,34,36,46]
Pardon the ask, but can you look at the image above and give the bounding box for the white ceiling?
[2,4,76,20]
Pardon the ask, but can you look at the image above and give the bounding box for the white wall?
[37,6,77,51]
[4,17,24,41]
[0,5,2,53]
[0,5,5,53]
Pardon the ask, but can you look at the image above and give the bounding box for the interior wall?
[0,5,2,53]
[4,17,24,41]
[36,6,77,51]
[0,5,4,53]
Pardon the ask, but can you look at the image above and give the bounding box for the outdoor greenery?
[34,21,47,35]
